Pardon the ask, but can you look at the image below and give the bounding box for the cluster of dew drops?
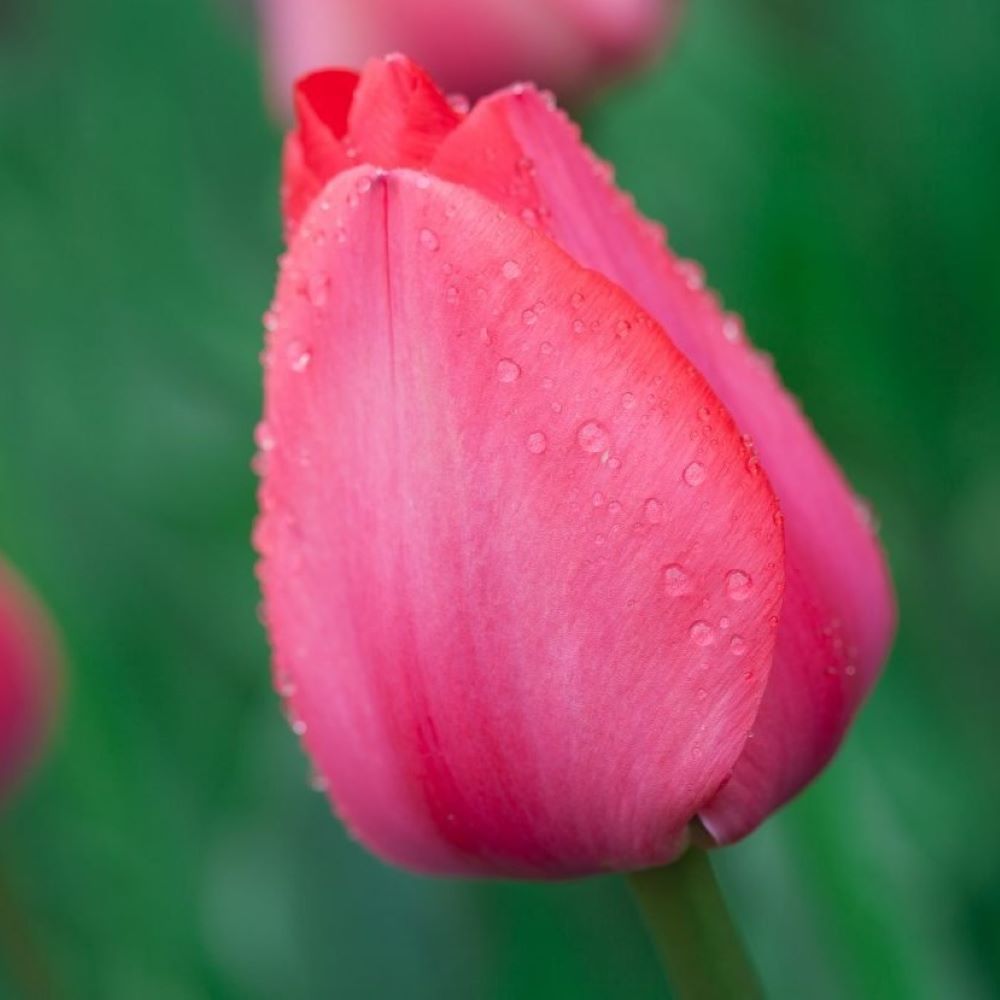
[423,228,772,671]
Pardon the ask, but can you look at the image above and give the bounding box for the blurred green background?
[1,0,999,996]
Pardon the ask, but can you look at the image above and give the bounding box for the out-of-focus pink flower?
[258,0,677,116]
[0,557,58,799]
[254,57,895,877]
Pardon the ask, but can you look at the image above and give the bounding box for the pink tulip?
[0,558,58,799]
[258,0,676,117]
[255,56,895,877]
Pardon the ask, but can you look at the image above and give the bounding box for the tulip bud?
[257,0,678,118]
[255,57,895,877]
[0,558,58,800]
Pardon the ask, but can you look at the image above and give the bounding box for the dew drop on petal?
[419,228,440,251]
[577,420,610,454]
[683,461,707,487]
[725,570,753,601]
[526,431,547,454]
[663,563,691,596]
[502,259,521,279]
[496,358,521,383]
[690,621,715,646]
[644,498,663,523]
[729,635,747,657]
[254,422,276,452]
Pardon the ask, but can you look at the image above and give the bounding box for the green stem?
[0,858,55,999]
[628,848,764,1000]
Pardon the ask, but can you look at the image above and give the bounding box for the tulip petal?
[346,56,463,168]
[283,70,360,235]
[431,87,896,841]
[0,559,57,797]
[257,166,784,876]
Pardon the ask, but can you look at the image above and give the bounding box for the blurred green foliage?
[1,0,998,996]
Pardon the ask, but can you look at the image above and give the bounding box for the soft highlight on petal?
[257,166,784,877]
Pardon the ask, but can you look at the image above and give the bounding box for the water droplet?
[621,392,636,409]
[287,339,312,372]
[419,228,440,251]
[520,207,539,227]
[309,771,329,792]
[291,719,308,736]
[540,341,553,355]
[591,491,605,507]
[446,285,459,304]
[570,292,585,308]
[696,687,708,700]
[526,431,547,454]
[254,422,276,452]
[663,564,691,596]
[676,259,705,289]
[615,319,631,338]
[725,570,753,601]
[496,358,521,383]
[356,175,372,194]
[719,616,731,630]
[722,314,744,343]
[689,621,715,646]
[729,635,747,657]
[577,420,610,454]
[683,461,706,486]
[263,309,279,332]
[522,308,537,326]
[854,496,880,532]
[644,498,663,523]
[572,319,586,334]
[607,500,623,516]
[502,259,521,279]
[697,406,712,423]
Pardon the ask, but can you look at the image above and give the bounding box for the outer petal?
[431,88,896,840]
[256,166,784,877]
[0,558,58,798]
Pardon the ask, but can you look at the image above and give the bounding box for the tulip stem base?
[627,847,763,1000]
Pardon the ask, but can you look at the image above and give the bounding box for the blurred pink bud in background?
[0,557,59,800]
[258,0,678,116]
